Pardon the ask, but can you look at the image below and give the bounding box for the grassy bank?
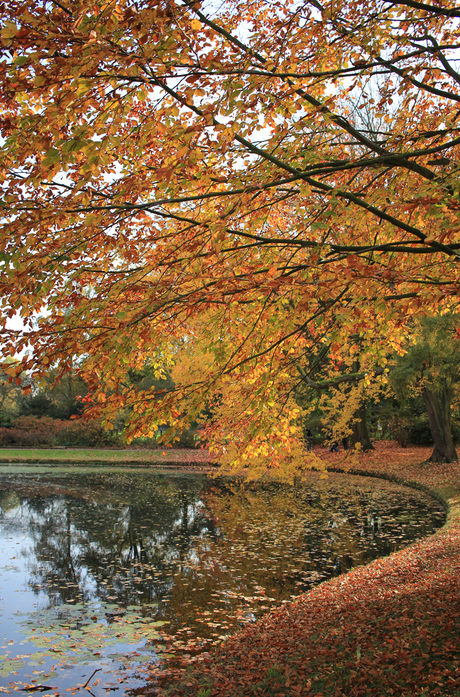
[0,447,214,466]
[161,442,460,696]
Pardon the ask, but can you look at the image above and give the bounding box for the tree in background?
[390,313,460,462]
[1,0,460,473]
[19,366,88,420]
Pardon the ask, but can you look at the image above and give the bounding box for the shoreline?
[157,443,460,696]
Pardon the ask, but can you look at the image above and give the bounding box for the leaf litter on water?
[0,468,446,693]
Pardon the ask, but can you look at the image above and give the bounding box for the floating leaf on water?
[0,469,445,689]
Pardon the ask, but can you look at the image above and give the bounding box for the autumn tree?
[295,337,389,450]
[1,0,460,472]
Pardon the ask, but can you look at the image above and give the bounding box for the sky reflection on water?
[0,467,446,695]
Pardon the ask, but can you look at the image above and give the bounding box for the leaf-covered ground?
[154,443,460,696]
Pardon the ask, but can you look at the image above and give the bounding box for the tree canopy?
[1,0,460,470]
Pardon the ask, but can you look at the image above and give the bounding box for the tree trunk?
[421,385,457,462]
[350,403,374,451]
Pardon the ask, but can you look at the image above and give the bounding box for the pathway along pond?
[0,466,446,695]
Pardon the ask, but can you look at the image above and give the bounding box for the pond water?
[0,466,446,695]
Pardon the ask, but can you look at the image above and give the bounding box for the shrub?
[6,416,65,446]
[11,415,64,434]
[0,427,16,445]
[405,415,433,446]
[0,416,122,448]
[389,414,433,447]
[178,428,202,449]
[54,420,123,447]
[0,427,55,446]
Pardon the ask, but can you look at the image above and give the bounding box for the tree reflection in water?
[0,472,216,612]
[0,469,446,678]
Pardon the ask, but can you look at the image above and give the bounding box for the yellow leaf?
[1,21,17,39]
[190,19,201,30]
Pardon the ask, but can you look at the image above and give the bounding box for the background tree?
[1,0,460,471]
[19,366,88,420]
[390,313,460,462]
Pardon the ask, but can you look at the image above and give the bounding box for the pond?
[0,466,446,695]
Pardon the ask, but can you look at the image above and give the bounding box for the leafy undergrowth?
[155,443,460,697]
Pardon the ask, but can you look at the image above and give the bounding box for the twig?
[82,669,102,689]
[22,686,55,693]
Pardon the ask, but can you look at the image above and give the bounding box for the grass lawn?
[0,447,214,465]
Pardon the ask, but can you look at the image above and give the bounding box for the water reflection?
[0,468,446,693]
[0,473,216,610]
